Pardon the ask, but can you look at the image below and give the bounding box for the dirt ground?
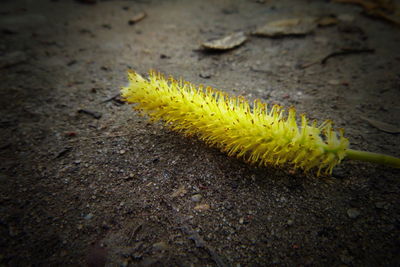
[1,0,400,266]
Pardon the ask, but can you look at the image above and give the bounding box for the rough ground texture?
[1,0,399,266]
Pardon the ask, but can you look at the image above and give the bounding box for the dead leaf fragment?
[361,116,400,133]
[366,8,400,25]
[253,17,317,37]
[194,203,210,211]
[202,32,247,51]
[333,0,393,12]
[128,12,147,25]
[334,0,400,26]
[171,185,187,198]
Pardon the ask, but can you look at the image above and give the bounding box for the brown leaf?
[202,32,247,51]
[253,17,317,37]
[361,116,400,133]
[334,0,400,26]
[171,185,187,198]
[194,203,210,211]
[128,12,147,25]
[334,0,379,10]
[365,8,400,25]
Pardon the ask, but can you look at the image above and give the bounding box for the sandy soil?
[1,0,399,266]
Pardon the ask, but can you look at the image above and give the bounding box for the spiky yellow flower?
[121,70,400,175]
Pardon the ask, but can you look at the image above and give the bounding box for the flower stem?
[346,149,400,168]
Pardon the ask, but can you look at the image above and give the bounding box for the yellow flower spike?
[121,70,400,175]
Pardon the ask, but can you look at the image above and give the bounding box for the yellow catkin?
[121,70,350,175]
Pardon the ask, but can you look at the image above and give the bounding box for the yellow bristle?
[121,70,352,175]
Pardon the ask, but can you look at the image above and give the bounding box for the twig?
[55,147,72,159]
[300,47,375,68]
[180,224,229,267]
[158,197,229,267]
[321,48,374,64]
[128,223,143,243]
[100,93,121,103]
[78,109,102,119]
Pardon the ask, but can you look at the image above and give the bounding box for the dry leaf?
[361,116,400,133]
[171,185,187,198]
[202,32,247,51]
[334,0,394,11]
[365,8,400,25]
[194,203,210,211]
[334,0,379,10]
[253,17,317,37]
[128,12,147,25]
[334,0,400,26]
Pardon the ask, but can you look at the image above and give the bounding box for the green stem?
[346,149,400,168]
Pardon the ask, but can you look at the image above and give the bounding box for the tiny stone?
[199,71,212,79]
[119,149,126,154]
[347,208,360,219]
[194,203,210,211]
[287,219,294,226]
[239,217,244,224]
[84,213,94,220]
[191,194,202,202]
[328,79,340,85]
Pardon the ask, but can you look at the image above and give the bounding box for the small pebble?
[191,194,202,202]
[287,219,294,226]
[199,71,212,79]
[194,203,210,211]
[347,208,360,219]
[328,79,340,85]
[84,213,94,220]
